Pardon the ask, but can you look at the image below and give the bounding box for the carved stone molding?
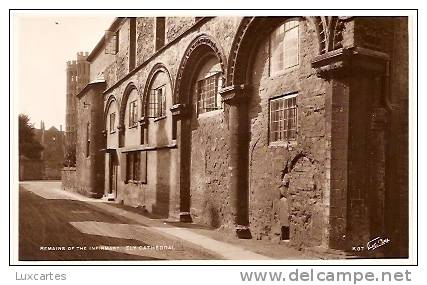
[219,84,248,104]
[226,17,254,86]
[170,103,189,118]
[312,47,390,79]
[174,34,227,104]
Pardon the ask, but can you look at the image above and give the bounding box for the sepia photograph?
[11,11,415,264]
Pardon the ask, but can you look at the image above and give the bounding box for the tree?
[19,114,43,160]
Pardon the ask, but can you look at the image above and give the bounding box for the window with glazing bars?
[126,151,140,181]
[109,112,116,133]
[269,94,298,143]
[105,30,119,55]
[270,19,299,75]
[196,73,220,115]
[148,85,166,118]
[129,100,138,127]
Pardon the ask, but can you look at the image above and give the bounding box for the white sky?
[14,14,115,130]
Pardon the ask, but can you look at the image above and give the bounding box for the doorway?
[108,152,118,200]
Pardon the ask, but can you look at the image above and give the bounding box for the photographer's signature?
[367,236,390,251]
[352,236,390,252]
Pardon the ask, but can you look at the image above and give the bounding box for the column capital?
[219,84,249,104]
[138,116,148,126]
[170,103,189,118]
[312,47,390,79]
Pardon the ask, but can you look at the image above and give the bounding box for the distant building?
[63,16,409,258]
[65,52,90,165]
[20,121,65,180]
[33,121,65,179]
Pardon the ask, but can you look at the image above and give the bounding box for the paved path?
[20,181,271,260]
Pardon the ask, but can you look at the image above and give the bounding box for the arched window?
[270,18,300,76]
[193,56,223,115]
[125,89,139,129]
[148,84,166,118]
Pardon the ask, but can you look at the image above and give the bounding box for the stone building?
[65,52,90,165]
[63,16,409,258]
[34,121,65,179]
[20,121,65,180]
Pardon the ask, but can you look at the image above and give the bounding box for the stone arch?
[142,62,174,117]
[119,82,138,128]
[311,16,345,55]
[173,33,227,105]
[103,94,118,129]
[118,82,138,147]
[226,16,343,87]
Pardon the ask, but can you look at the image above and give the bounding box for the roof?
[76,75,107,98]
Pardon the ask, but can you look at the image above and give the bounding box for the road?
[18,181,217,261]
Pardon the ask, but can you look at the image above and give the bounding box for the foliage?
[19,114,44,160]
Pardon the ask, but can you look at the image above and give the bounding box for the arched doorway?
[173,34,227,225]
[104,95,119,200]
[223,16,324,240]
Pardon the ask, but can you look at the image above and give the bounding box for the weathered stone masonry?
[63,16,409,257]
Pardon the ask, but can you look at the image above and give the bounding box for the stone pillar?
[89,83,106,198]
[220,85,251,239]
[367,107,388,241]
[118,125,125,147]
[139,117,148,144]
[312,46,390,252]
[171,104,192,222]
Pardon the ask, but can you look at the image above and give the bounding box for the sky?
[15,14,116,130]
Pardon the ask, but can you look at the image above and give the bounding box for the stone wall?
[82,16,409,254]
[189,111,231,228]
[166,17,195,43]
[19,159,44,181]
[75,84,105,198]
[136,17,155,66]
[99,17,242,227]
[386,17,409,257]
[248,20,328,246]
[61,167,76,191]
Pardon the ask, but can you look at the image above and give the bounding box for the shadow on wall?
[151,119,170,218]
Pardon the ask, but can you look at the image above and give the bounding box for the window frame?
[269,18,300,77]
[105,30,119,55]
[128,100,138,128]
[126,151,141,183]
[268,93,298,146]
[195,72,222,116]
[148,84,167,120]
[109,112,116,134]
[86,123,91,157]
